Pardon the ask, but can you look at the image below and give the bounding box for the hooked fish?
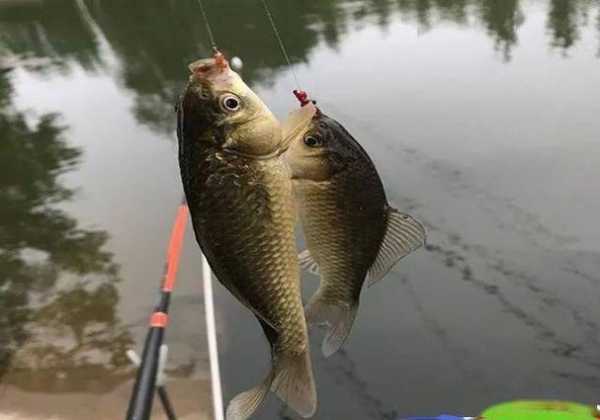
[285,107,426,357]
[177,51,318,419]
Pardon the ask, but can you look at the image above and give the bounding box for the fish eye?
[304,135,323,148]
[220,94,241,112]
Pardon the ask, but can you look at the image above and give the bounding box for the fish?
[284,108,426,357]
[177,51,318,420]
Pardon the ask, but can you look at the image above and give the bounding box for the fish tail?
[305,291,358,357]
[226,371,274,420]
[271,348,317,418]
[226,347,317,419]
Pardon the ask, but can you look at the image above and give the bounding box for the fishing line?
[260,0,302,91]
[197,0,217,49]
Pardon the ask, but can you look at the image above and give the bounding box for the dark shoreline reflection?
[0,0,101,73]
[0,68,133,392]
[1,0,598,134]
[547,0,589,51]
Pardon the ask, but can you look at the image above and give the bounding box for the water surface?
[1,0,599,418]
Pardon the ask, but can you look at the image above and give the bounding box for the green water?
[1,1,600,419]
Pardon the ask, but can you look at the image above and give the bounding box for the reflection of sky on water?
[2,0,599,132]
[1,0,600,418]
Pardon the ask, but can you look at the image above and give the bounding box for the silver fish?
[177,51,317,419]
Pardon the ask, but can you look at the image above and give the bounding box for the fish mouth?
[280,102,318,152]
[188,49,231,80]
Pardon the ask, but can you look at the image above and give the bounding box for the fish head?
[182,51,282,156]
[285,111,359,182]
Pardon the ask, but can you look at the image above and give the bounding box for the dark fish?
[285,110,426,357]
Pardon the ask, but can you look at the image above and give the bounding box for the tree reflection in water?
[1,0,597,135]
[0,69,133,393]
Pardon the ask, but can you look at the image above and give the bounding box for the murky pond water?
[1,0,599,419]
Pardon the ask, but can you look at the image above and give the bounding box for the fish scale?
[185,148,307,352]
[179,54,318,418]
[286,112,425,357]
[296,178,384,304]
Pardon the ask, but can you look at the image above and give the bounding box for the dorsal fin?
[367,208,426,286]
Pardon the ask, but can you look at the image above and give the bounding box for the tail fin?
[226,372,274,420]
[272,350,317,418]
[226,349,317,420]
[305,291,358,357]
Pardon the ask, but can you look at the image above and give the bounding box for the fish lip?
[188,58,214,73]
[188,50,230,77]
[187,57,228,74]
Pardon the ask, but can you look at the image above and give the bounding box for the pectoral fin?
[298,249,320,276]
[367,208,426,286]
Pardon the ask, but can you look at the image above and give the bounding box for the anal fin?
[305,292,358,357]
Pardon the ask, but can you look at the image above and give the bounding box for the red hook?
[293,89,310,107]
[213,47,228,70]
